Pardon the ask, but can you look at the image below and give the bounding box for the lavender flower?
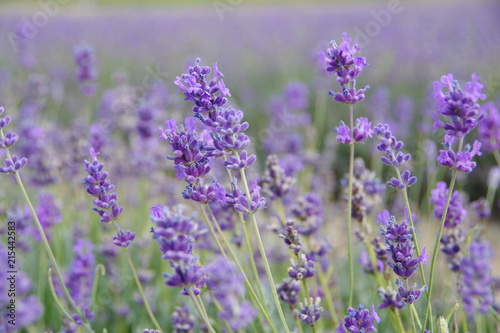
[112,230,136,248]
[335,117,373,144]
[74,42,98,96]
[34,193,61,242]
[226,178,266,214]
[290,193,324,235]
[430,182,466,228]
[143,330,160,333]
[261,154,295,200]
[337,305,380,333]
[284,81,310,110]
[378,210,428,279]
[470,198,490,220]
[66,239,96,324]
[276,279,301,305]
[165,256,206,296]
[171,305,195,333]
[319,32,369,104]
[295,298,324,326]
[0,107,28,174]
[433,73,485,139]
[395,279,427,305]
[378,286,405,310]
[288,254,315,280]
[478,101,500,152]
[174,58,230,118]
[82,148,123,223]
[436,135,482,172]
[207,256,256,331]
[460,240,494,314]
[279,221,303,255]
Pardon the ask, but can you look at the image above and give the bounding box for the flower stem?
[238,166,291,332]
[493,150,500,166]
[200,205,227,258]
[346,104,355,307]
[188,288,216,333]
[205,205,278,333]
[123,247,163,332]
[316,266,340,327]
[407,281,418,333]
[1,135,89,327]
[424,137,463,333]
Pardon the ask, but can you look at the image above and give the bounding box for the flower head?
[337,305,380,333]
[295,298,324,326]
[478,101,500,151]
[74,41,98,96]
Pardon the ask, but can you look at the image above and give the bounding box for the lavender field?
[1,0,500,332]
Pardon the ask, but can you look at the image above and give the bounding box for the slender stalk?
[476,313,482,333]
[410,304,422,331]
[123,247,163,332]
[188,288,216,333]
[346,104,355,307]
[491,306,500,323]
[47,268,79,325]
[197,294,216,333]
[407,281,418,333]
[200,205,227,258]
[316,267,340,327]
[1,136,89,326]
[205,205,278,333]
[311,324,317,333]
[238,166,291,332]
[493,150,500,166]
[393,308,406,333]
[295,315,304,333]
[424,137,464,333]
[90,264,106,310]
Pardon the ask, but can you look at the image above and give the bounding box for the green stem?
[407,282,418,333]
[205,205,278,333]
[123,247,163,332]
[90,264,106,310]
[393,308,406,333]
[491,306,500,323]
[295,315,304,333]
[316,267,340,327]
[424,138,464,333]
[1,131,89,326]
[47,268,79,325]
[410,304,422,331]
[197,294,216,333]
[346,104,355,307]
[237,164,290,332]
[188,288,216,333]
[493,150,500,166]
[200,205,227,258]
[311,324,317,333]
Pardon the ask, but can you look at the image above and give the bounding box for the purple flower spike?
[378,286,405,310]
[0,130,19,148]
[395,279,427,304]
[74,42,98,96]
[174,58,231,119]
[276,279,301,305]
[433,73,486,139]
[0,154,28,174]
[113,229,136,247]
[279,221,303,255]
[171,305,195,333]
[83,148,124,223]
[337,304,380,333]
[295,298,324,326]
[387,170,417,190]
[319,32,369,104]
[460,240,493,314]
[288,254,315,280]
[437,135,482,172]
[478,101,500,152]
[430,182,466,228]
[262,154,295,200]
[335,117,373,144]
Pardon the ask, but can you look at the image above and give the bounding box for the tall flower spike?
[335,117,373,144]
[295,297,324,326]
[74,41,98,96]
[460,239,494,314]
[83,148,124,223]
[0,107,28,174]
[319,32,370,104]
[337,305,380,333]
[433,73,486,138]
[478,101,500,152]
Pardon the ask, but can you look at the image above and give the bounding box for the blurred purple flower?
[478,101,500,152]
[74,42,98,96]
[337,305,380,333]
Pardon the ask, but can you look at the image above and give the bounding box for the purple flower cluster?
[290,193,324,235]
[276,279,301,306]
[174,58,230,118]
[288,254,315,281]
[433,73,485,139]
[206,257,256,330]
[337,305,380,333]
[170,305,195,333]
[0,107,28,174]
[436,135,482,173]
[225,177,266,214]
[377,210,428,279]
[150,205,207,295]
[374,123,417,189]
[74,42,98,96]
[335,117,373,144]
[378,286,405,310]
[394,279,427,305]
[66,239,96,325]
[430,182,467,228]
[279,221,303,255]
[261,154,295,200]
[34,193,61,242]
[319,32,370,104]
[83,148,124,223]
[295,298,324,326]
[342,158,385,223]
[478,101,500,152]
[460,240,493,314]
